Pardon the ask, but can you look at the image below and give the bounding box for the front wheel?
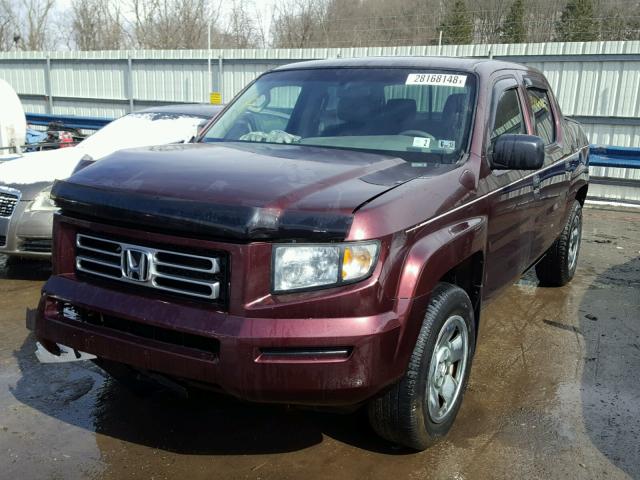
[535,200,583,287]
[368,282,475,450]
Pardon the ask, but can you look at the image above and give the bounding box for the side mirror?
[491,134,544,170]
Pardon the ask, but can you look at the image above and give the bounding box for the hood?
[52,142,450,241]
[0,147,85,191]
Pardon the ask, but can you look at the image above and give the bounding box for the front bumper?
[32,275,413,406]
[0,200,53,258]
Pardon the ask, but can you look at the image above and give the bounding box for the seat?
[435,93,467,141]
[322,93,381,137]
[383,99,417,133]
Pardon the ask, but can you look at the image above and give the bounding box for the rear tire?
[535,200,582,287]
[368,282,475,450]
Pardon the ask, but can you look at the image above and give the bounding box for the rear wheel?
[368,282,475,450]
[535,200,583,286]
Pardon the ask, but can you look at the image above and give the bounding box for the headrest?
[337,94,378,124]
[385,99,417,118]
[442,93,466,118]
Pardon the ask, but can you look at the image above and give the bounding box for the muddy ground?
[0,207,638,480]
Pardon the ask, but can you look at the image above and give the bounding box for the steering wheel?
[399,130,432,138]
[225,113,258,140]
[241,113,258,132]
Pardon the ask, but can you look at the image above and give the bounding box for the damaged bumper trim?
[35,341,96,363]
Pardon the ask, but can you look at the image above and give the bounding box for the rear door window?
[527,89,556,145]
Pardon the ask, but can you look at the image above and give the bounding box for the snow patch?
[0,113,205,185]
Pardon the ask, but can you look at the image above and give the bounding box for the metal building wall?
[1,41,640,146]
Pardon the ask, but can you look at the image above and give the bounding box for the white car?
[0,104,222,258]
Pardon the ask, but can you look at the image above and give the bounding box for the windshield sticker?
[412,137,431,148]
[405,73,467,88]
[438,139,456,149]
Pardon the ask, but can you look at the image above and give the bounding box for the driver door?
[482,77,537,300]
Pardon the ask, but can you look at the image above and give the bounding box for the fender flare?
[397,216,488,300]
[388,215,488,373]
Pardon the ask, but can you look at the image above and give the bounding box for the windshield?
[201,68,476,163]
[78,112,208,159]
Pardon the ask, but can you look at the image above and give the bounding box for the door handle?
[532,174,541,190]
[532,174,541,199]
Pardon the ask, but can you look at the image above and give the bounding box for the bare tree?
[223,0,260,48]
[250,0,269,48]
[603,4,640,40]
[272,0,446,49]
[3,0,640,52]
[130,0,223,49]
[270,0,630,47]
[271,0,328,48]
[19,0,55,50]
[67,0,126,50]
[525,0,563,42]
[0,0,17,50]
[475,0,511,43]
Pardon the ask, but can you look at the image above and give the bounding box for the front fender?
[385,216,488,377]
[397,216,487,300]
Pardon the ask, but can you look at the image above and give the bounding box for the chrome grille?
[0,189,19,218]
[75,233,223,301]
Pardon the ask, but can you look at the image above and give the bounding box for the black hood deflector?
[51,180,353,242]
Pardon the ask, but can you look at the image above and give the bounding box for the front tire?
[535,200,583,287]
[368,282,475,450]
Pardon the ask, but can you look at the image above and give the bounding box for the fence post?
[44,55,53,114]
[127,56,134,112]
[218,55,223,103]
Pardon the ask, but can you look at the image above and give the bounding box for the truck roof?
[273,56,534,76]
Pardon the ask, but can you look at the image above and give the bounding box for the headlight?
[273,242,379,293]
[28,186,58,212]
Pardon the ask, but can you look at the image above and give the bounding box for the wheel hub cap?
[426,315,469,423]
[568,215,582,271]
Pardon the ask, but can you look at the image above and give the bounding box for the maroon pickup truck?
[30,57,589,450]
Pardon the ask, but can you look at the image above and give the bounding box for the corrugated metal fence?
[0,41,640,148]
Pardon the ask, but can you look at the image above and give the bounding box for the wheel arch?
[439,251,484,336]
[397,216,487,300]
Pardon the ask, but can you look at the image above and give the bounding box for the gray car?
[0,104,223,259]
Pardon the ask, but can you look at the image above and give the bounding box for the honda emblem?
[123,248,151,282]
